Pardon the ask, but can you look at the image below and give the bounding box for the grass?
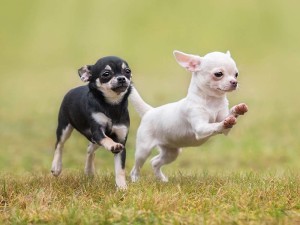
[1,171,300,224]
[1,0,300,224]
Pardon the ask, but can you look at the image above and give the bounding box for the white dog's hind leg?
[151,146,180,182]
[84,142,99,176]
[130,140,154,182]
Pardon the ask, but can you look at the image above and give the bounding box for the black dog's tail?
[129,86,153,117]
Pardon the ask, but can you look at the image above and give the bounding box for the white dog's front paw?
[232,103,248,116]
[223,116,237,129]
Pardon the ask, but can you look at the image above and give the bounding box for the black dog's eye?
[125,68,131,74]
[235,72,239,78]
[214,72,223,78]
[102,71,111,77]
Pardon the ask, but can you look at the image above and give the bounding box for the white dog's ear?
[226,50,231,57]
[173,50,202,72]
[78,65,92,82]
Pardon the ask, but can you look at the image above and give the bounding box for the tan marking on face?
[105,65,112,70]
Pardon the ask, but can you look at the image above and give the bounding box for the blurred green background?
[0,0,299,175]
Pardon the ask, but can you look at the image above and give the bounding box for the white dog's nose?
[230,80,238,87]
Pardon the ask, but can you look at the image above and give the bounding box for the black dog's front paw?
[100,138,124,153]
[111,143,124,154]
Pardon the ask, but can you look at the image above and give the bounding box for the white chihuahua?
[130,50,248,182]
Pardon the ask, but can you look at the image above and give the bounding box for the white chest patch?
[92,112,128,141]
[112,125,128,141]
[92,112,112,127]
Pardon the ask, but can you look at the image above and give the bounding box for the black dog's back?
[57,86,91,142]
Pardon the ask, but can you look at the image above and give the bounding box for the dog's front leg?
[189,112,236,140]
[216,107,232,136]
[111,125,128,190]
[91,124,127,189]
[91,124,124,153]
[100,137,124,153]
[217,103,248,135]
[114,149,127,190]
[193,120,236,139]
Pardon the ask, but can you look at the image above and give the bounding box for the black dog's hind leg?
[51,119,73,176]
[84,142,99,176]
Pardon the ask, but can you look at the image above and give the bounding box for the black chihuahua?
[51,56,132,189]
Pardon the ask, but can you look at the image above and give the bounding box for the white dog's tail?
[129,86,153,117]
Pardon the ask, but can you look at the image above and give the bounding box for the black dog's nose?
[230,80,238,87]
[117,76,126,83]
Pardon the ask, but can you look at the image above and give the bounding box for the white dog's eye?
[214,72,223,78]
[235,72,239,78]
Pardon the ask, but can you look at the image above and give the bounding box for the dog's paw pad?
[223,116,237,129]
[234,103,248,115]
[111,143,124,154]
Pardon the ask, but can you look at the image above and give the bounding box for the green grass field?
[1,0,300,224]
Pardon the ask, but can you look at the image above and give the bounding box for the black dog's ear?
[78,65,92,82]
